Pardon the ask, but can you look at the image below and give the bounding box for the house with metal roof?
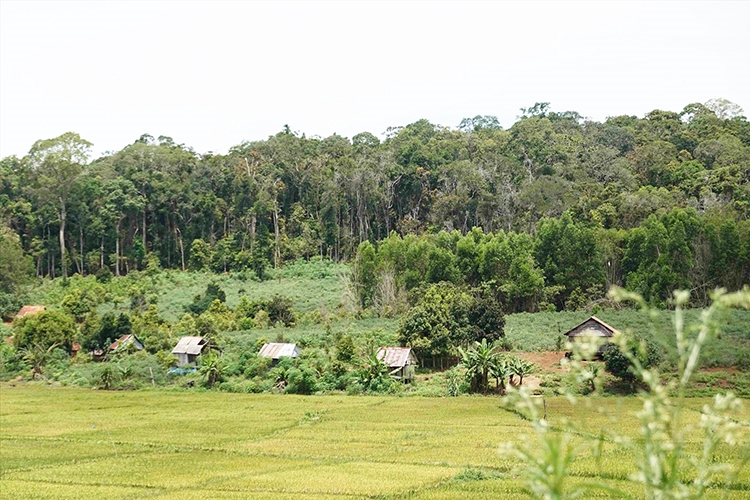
[562,316,620,356]
[172,336,207,366]
[15,305,46,319]
[258,342,300,361]
[377,346,418,382]
[109,334,144,353]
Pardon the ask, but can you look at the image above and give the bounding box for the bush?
[265,295,296,327]
[95,266,112,284]
[186,282,226,315]
[285,365,318,394]
[0,343,27,379]
[602,335,662,384]
[13,309,76,352]
[0,292,22,322]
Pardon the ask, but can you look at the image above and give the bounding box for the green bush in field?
[186,282,226,315]
[602,334,661,386]
[13,309,75,352]
[0,292,22,322]
[95,266,112,283]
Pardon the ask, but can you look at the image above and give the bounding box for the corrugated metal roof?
[377,347,415,368]
[109,334,144,351]
[16,305,46,318]
[172,336,206,355]
[258,343,299,359]
[563,316,621,338]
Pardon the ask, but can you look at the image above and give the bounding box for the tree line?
[1,99,749,311]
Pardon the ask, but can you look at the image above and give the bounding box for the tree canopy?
[1,100,748,310]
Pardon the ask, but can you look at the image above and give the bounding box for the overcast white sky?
[1,1,748,158]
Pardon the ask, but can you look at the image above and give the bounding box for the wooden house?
[171,336,207,366]
[562,316,620,356]
[258,343,300,362]
[377,346,418,382]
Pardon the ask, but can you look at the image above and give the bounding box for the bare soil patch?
[517,351,568,372]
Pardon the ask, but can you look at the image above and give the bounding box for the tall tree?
[27,132,92,278]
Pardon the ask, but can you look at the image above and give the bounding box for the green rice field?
[1,386,749,499]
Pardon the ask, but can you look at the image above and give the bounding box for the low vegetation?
[1,387,748,499]
[2,261,750,398]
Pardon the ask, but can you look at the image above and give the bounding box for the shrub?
[0,293,22,322]
[265,295,296,327]
[285,365,318,394]
[186,282,226,315]
[13,309,76,352]
[95,266,112,284]
[602,333,661,385]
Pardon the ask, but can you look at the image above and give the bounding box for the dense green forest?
[1,99,749,317]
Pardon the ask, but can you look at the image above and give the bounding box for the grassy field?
[25,262,346,323]
[1,386,749,499]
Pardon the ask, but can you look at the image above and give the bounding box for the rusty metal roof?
[377,347,415,368]
[16,305,46,318]
[172,336,206,355]
[109,334,144,351]
[258,343,299,359]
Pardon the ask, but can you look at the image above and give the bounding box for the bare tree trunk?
[174,226,185,271]
[250,213,256,253]
[59,199,67,278]
[115,218,121,276]
[142,208,147,250]
[79,226,85,276]
[166,216,171,268]
[272,201,280,268]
